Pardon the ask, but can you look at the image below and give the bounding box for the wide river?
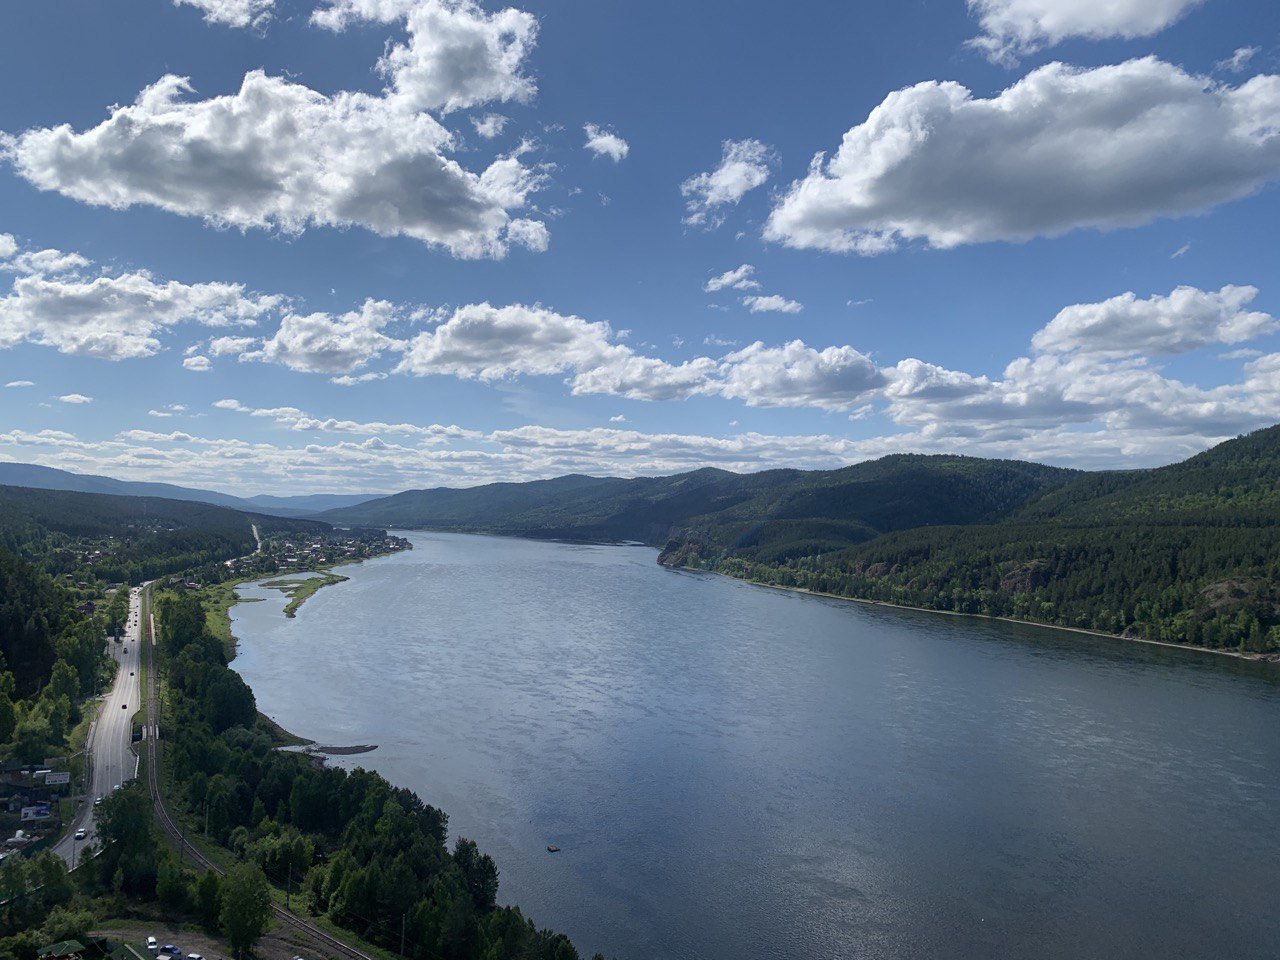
[230,531,1280,960]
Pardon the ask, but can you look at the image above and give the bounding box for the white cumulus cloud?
[471,113,508,138]
[969,0,1204,65]
[242,299,403,374]
[58,393,93,404]
[705,264,760,292]
[5,0,548,259]
[0,239,279,360]
[312,0,538,113]
[718,341,885,411]
[1032,285,1276,357]
[583,123,629,162]
[172,0,274,29]
[766,59,1280,256]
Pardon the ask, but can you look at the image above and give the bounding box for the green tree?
[0,696,14,743]
[12,713,51,764]
[195,870,222,930]
[219,862,272,956]
[47,696,71,744]
[96,785,159,895]
[47,660,78,704]
[38,905,96,945]
[452,838,498,912]
[156,855,190,911]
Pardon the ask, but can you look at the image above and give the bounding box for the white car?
[74,828,86,840]
[146,939,157,953]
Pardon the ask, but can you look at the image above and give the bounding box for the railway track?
[140,584,378,960]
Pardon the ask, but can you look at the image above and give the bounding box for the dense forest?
[156,592,602,960]
[0,549,105,719]
[661,427,1280,653]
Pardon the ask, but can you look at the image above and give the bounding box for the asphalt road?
[51,585,144,868]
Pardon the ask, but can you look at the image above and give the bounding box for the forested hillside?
[661,426,1280,654]
[0,485,328,583]
[322,455,1076,551]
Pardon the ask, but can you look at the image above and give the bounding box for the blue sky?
[1,0,1278,494]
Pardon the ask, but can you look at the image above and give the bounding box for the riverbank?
[261,570,349,617]
[204,549,399,656]
[689,567,1280,664]
[194,548,405,747]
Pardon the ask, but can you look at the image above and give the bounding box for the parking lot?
[95,923,320,960]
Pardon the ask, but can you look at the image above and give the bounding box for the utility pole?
[400,913,406,957]
[285,866,291,911]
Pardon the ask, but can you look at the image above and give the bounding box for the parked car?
[187,954,204,960]
[146,938,157,953]
[93,796,102,806]
[161,946,180,957]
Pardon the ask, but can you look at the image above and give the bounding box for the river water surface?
[230,531,1280,960]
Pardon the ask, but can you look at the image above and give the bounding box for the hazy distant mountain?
[242,492,382,514]
[0,462,378,517]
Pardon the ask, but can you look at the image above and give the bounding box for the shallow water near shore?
[230,531,1280,960]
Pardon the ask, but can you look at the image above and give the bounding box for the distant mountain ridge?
[0,462,378,516]
[318,454,1079,550]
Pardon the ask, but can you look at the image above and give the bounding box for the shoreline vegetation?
[690,567,1280,664]
[154,585,594,960]
[260,570,350,618]
[204,547,409,748]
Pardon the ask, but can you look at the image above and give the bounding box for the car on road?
[74,828,86,840]
[146,938,157,953]
[93,795,102,806]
